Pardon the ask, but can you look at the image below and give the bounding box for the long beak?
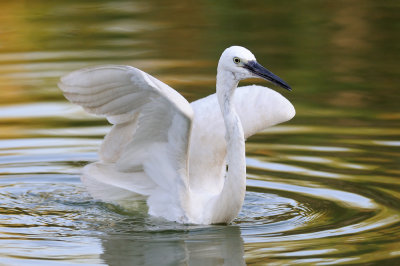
[243,60,292,91]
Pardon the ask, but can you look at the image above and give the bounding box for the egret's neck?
[211,70,246,223]
[216,71,238,114]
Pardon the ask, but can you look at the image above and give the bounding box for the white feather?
[189,85,295,193]
[58,46,295,224]
[59,65,193,223]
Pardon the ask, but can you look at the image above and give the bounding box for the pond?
[0,0,399,265]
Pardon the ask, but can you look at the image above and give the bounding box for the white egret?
[58,46,295,224]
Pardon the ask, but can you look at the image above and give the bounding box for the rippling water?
[0,1,399,265]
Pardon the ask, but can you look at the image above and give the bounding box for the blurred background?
[0,0,399,265]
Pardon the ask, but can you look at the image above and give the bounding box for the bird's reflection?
[100,225,245,266]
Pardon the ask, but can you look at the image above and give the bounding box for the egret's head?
[218,46,292,91]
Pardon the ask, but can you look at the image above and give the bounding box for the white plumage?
[58,46,295,224]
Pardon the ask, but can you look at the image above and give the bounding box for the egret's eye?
[233,57,241,64]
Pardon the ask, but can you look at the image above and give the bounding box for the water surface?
[0,0,399,265]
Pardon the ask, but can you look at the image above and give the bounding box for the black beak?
[243,60,292,91]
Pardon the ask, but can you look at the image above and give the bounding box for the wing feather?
[59,65,193,222]
[189,85,295,192]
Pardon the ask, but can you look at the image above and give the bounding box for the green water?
[0,0,399,265]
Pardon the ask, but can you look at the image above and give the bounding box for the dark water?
[0,0,399,265]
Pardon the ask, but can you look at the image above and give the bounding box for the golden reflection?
[327,91,369,108]
[0,125,27,139]
[247,178,376,209]
[328,2,371,81]
[286,155,375,171]
[376,113,400,120]
[329,2,370,51]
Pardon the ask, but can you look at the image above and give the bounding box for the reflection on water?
[0,0,399,265]
[101,226,245,266]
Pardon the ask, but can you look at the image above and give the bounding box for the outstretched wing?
[59,65,193,222]
[189,85,295,192]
